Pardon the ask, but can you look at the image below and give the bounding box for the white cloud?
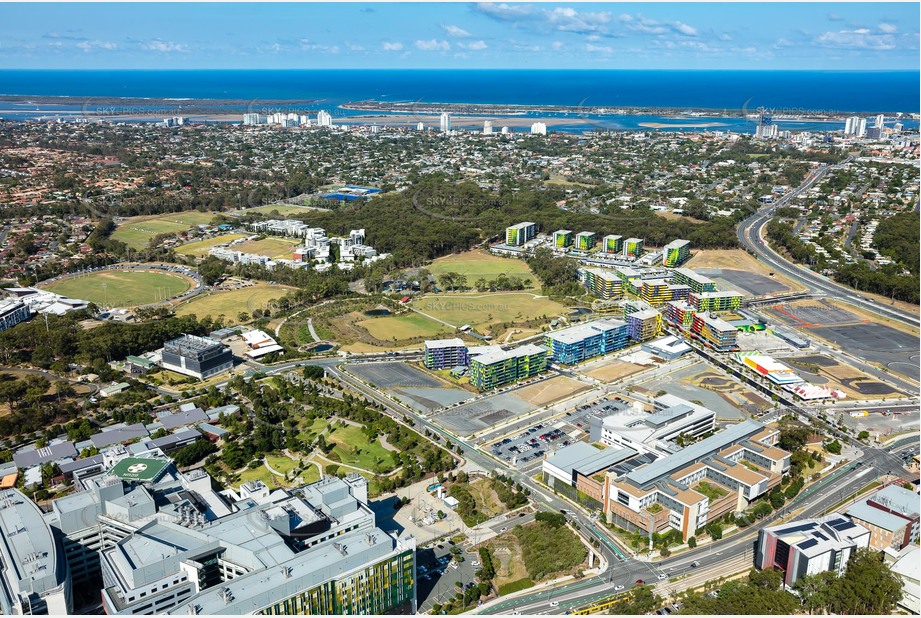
[441,24,471,38]
[142,39,187,53]
[551,40,564,50]
[619,13,698,37]
[878,23,897,33]
[76,39,117,52]
[415,39,450,51]
[382,42,403,51]
[459,40,488,51]
[546,6,611,34]
[347,44,365,52]
[774,38,794,48]
[299,39,339,54]
[718,33,733,42]
[815,29,896,50]
[474,3,536,22]
[584,44,613,53]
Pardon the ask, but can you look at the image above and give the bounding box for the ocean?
[0,69,917,133]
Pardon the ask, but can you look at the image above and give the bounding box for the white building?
[440,112,452,133]
[483,120,493,135]
[530,122,547,135]
[316,110,333,127]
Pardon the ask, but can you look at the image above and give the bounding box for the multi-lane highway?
[736,159,920,328]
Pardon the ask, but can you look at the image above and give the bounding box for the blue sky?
[1,2,918,70]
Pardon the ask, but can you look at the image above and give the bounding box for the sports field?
[45,270,192,307]
[233,236,301,259]
[428,250,537,289]
[111,212,217,249]
[175,283,293,324]
[357,313,454,341]
[413,292,566,329]
[240,204,326,216]
[175,233,247,258]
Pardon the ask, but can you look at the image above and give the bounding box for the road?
[736,159,919,328]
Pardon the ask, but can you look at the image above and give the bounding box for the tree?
[687,536,696,549]
[794,572,836,615]
[828,548,903,614]
[825,440,842,455]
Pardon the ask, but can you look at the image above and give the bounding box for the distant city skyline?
[0,2,918,70]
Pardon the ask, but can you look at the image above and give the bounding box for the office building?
[602,235,624,254]
[756,516,870,586]
[553,230,573,249]
[606,420,789,541]
[625,308,662,342]
[889,545,920,614]
[49,457,416,617]
[0,488,72,614]
[544,318,630,365]
[690,312,738,351]
[530,122,547,135]
[439,112,451,133]
[0,299,30,333]
[316,110,333,127]
[578,267,623,300]
[468,344,548,390]
[844,116,867,137]
[662,239,691,267]
[846,485,919,551]
[575,231,596,251]
[624,238,644,257]
[592,394,716,455]
[671,268,717,294]
[642,335,692,361]
[543,442,637,509]
[505,222,537,246]
[424,338,468,370]
[161,334,233,380]
[688,291,744,312]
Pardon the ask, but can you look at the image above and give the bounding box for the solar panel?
[798,538,818,549]
[830,520,856,531]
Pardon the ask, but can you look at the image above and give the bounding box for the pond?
[364,308,391,317]
[310,344,334,352]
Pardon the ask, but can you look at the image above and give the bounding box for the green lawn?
[237,462,292,488]
[233,236,301,259]
[175,233,247,257]
[357,312,454,341]
[694,481,728,503]
[112,212,217,249]
[175,283,294,323]
[297,418,330,444]
[44,270,192,307]
[326,423,395,472]
[265,454,298,476]
[429,250,537,288]
[301,462,321,484]
[413,292,566,329]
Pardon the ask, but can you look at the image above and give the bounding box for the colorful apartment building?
[672,268,718,294]
[624,238,644,257]
[578,268,624,300]
[664,300,696,328]
[691,312,738,351]
[505,222,537,246]
[662,239,691,267]
[576,231,597,251]
[602,235,624,254]
[553,230,573,249]
[626,308,662,342]
[468,344,549,390]
[544,318,630,365]
[640,280,687,306]
[423,338,469,370]
[688,291,744,312]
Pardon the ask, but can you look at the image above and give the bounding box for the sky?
[0,2,918,70]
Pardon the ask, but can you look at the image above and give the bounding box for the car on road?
[614,585,625,591]
[549,601,559,607]
[658,574,668,580]
[500,527,507,532]
[635,579,645,585]
[690,561,699,568]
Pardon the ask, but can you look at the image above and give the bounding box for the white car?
[549,601,559,607]
[472,561,481,567]
[499,527,507,533]
[658,574,668,580]
[615,585,625,591]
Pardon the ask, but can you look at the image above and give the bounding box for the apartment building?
[423,338,468,370]
[553,230,573,249]
[690,312,738,352]
[505,222,537,246]
[543,318,630,365]
[688,291,744,312]
[578,267,624,300]
[602,235,624,254]
[662,239,691,267]
[468,344,549,390]
[672,268,718,294]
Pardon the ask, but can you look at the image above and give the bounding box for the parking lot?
[488,422,571,467]
[347,362,443,389]
[416,543,481,613]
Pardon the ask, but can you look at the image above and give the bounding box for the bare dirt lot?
[685,249,805,293]
[583,360,648,383]
[513,376,591,407]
